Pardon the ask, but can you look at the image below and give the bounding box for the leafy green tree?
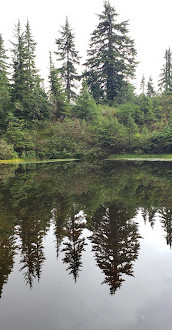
[84,1,137,103]
[55,17,80,101]
[117,102,141,125]
[0,34,11,132]
[139,126,152,152]
[0,139,18,159]
[137,94,156,127]
[5,115,35,155]
[98,113,127,153]
[159,48,172,94]
[126,112,138,146]
[48,51,68,120]
[151,121,172,153]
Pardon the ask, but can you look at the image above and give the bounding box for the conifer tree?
[11,20,50,121]
[11,20,26,106]
[126,113,138,146]
[140,75,145,94]
[48,51,68,120]
[55,17,80,101]
[24,20,37,91]
[72,80,98,121]
[147,76,155,97]
[84,1,137,103]
[159,48,172,94]
[0,34,11,131]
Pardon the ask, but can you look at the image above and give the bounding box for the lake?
[0,160,172,330]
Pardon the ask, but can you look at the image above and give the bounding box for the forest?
[0,1,171,160]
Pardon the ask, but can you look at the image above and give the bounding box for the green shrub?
[0,139,18,160]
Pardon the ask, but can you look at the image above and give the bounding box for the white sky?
[1,0,172,93]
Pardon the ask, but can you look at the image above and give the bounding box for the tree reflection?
[0,160,171,297]
[0,235,16,298]
[18,218,46,288]
[51,196,71,258]
[90,202,140,294]
[141,207,158,228]
[160,207,172,247]
[0,205,17,299]
[61,206,87,282]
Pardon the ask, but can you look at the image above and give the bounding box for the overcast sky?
[1,0,172,93]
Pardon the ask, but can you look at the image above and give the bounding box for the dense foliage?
[0,2,171,160]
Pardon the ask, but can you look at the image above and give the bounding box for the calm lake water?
[0,160,172,330]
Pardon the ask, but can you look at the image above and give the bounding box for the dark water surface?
[0,160,172,330]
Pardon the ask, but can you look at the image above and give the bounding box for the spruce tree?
[24,20,37,92]
[72,80,98,121]
[147,76,155,97]
[0,34,11,131]
[140,75,145,94]
[48,52,68,120]
[11,20,26,106]
[84,1,137,103]
[11,20,50,121]
[55,17,80,101]
[159,48,172,94]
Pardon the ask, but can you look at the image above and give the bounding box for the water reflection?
[90,202,140,294]
[160,207,172,247]
[0,233,16,298]
[0,161,171,299]
[18,218,46,288]
[61,207,87,282]
[141,207,158,227]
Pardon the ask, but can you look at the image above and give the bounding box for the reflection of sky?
[1,212,172,330]
[117,210,172,330]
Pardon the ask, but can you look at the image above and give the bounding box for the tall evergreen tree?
[11,20,50,121]
[48,51,68,120]
[55,17,80,101]
[24,20,37,91]
[84,1,137,103]
[0,34,11,131]
[147,76,155,97]
[11,20,26,106]
[140,75,145,94]
[159,48,172,94]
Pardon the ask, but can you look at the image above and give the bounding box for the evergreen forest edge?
[0,1,171,161]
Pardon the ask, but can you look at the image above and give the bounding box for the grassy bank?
[0,158,79,165]
[108,154,172,161]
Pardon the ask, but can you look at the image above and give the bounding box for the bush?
[0,139,18,160]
